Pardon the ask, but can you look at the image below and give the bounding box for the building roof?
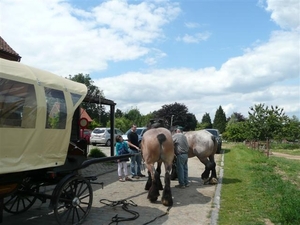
[0,36,22,61]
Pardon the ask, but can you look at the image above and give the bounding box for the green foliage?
[88,148,107,158]
[271,142,300,150]
[224,121,247,142]
[124,108,143,125]
[153,102,197,130]
[247,104,288,141]
[282,115,300,141]
[213,105,226,133]
[201,112,212,128]
[68,73,107,125]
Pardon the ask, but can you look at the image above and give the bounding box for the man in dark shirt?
[127,124,145,178]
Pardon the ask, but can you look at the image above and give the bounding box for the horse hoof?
[209,177,218,184]
[203,178,210,185]
[148,197,158,203]
[209,178,218,185]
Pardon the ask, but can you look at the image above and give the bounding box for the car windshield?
[206,129,218,136]
[93,129,105,134]
[125,128,144,135]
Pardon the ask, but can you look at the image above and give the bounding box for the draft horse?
[185,130,218,184]
[141,120,174,206]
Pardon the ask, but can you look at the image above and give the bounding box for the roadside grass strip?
[218,143,300,225]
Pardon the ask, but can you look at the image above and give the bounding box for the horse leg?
[170,156,177,180]
[200,158,212,184]
[161,165,173,206]
[156,162,163,190]
[208,155,218,185]
[147,170,160,203]
[145,170,152,190]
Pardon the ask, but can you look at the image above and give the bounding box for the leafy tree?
[247,104,288,141]
[124,108,143,126]
[153,102,190,129]
[224,121,248,142]
[68,73,106,124]
[115,109,124,118]
[213,106,226,133]
[201,112,212,128]
[185,113,197,131]
[227,112,246,123]
[281,115,300,141]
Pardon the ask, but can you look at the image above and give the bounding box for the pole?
[171,115,174,127]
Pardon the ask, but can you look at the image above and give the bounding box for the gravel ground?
[2,146,223,225]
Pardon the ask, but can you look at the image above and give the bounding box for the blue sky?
[1,0,299,121]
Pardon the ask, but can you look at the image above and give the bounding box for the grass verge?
[218,143,300,225]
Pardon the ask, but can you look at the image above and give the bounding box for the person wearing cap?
[172,129,189,188]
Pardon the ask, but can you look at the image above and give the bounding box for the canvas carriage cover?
[0,58,87,174]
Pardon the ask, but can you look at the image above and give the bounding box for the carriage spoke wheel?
[3,182,39,214]
[53,176,93,225]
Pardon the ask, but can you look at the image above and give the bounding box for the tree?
[281,115,300,141]
[213,106,226,133]
[224,121,248,142]
[201,112,212,128]
[124,108,143,126]
[247,104,288,141]
[115,109,124,118]
[68,73,106,125]
[153,102,191,130]
[227,112,246,123]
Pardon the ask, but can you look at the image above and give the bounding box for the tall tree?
[213,106,226,133]
[68,73,106,124]
[153,102,190,129]
[201,112,212,128]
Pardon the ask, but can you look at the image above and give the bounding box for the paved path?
[2,146,222,225]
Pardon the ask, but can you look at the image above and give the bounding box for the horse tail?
[211,135,217,153]
[156,133,166,159]
[157,133,167,144]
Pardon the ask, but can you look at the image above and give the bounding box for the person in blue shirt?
[115,135,132,182]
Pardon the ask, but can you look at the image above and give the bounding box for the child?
[115,135,132,182]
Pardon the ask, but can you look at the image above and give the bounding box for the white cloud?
[185,22,200,28]
[0,0,299,121]
[0,0,180,75]
[263,0,300,31]
[177,32,211,43]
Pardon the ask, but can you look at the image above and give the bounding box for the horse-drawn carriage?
[0,58,131,224]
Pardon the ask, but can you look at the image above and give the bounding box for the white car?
[90,127,124,146]
[122,127,147,145]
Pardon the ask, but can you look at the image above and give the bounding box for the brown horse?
[185,130,218,184]
[141,120,174,206]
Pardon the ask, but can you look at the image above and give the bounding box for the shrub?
[88,148,107,158]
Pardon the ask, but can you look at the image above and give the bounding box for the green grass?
[218,143,300,225]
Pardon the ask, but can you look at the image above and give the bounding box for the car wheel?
[106,139,111,146]
[92,143,96,146]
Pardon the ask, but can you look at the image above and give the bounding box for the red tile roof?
[0,36,21,61]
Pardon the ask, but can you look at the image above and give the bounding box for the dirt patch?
[270,152,300,160]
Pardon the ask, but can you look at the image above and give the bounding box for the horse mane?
[147,119,165,130]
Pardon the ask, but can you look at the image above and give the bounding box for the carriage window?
[71,93,82,106]
[0,78,37,128]
[45,88,67,129]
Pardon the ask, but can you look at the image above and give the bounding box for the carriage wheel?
[53,176,93,225]
[3,182,39,214]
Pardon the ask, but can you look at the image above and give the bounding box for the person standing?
[172,129,189,188]
[115,135,132,182]
[127,124,145,178]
